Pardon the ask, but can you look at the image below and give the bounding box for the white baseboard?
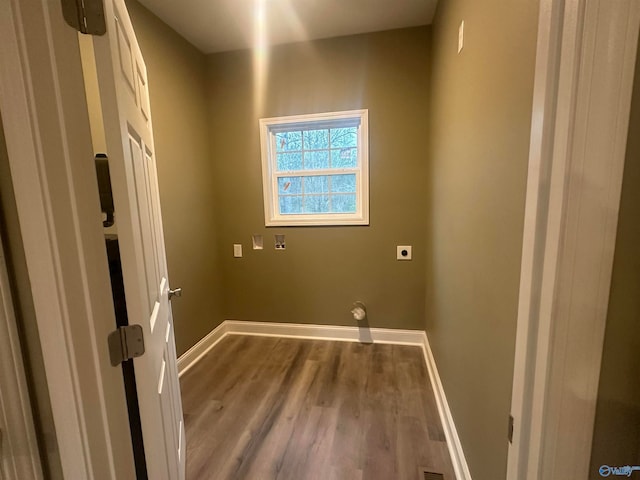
[223,320,426,345]
[178,320,425,377]
[177,321,229,377]
[421,332,473,480]
[177,320,471,479]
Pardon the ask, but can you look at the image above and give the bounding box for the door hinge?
[108,325,145,366]
[60,0,106,35]
[508,415,515,444]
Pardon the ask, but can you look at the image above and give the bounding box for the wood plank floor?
[180,335,455,480]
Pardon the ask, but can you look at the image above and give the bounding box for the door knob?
[168,287,182,300]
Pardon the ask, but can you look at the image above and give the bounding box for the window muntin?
[260,110,369,226]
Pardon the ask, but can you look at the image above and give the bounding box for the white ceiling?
[137,0,438,54]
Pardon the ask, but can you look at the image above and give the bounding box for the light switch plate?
[233,244,242,258]
[458,20,464,53]
[397,245,412,260]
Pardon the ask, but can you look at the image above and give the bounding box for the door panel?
[90,0,184,478]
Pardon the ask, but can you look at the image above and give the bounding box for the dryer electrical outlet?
[397,246,412,260]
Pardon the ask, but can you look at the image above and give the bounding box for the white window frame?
[259,109,369,226]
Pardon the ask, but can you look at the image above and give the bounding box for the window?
[259,109,369,226]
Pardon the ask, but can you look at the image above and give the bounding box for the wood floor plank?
[181,336,456,480]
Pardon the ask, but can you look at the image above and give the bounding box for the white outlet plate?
[397,245,412,260]
[233,244,243,257]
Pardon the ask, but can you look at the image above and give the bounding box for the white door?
[89,1,184,478]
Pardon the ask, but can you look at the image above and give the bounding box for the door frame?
[0,221,42,479]
[508,0,640,478]
[0,0,135,478]
[1,0,639,478]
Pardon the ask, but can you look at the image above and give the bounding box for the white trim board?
[0,0,137,477]
[177,320,472,480]
[507,1,640,478]
[422,333,473,480]
[225,320,426,345]
[176,321,230,376]
[177,320,426,377]
[0,216,43,479]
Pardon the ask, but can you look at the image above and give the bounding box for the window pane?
[330,127,357,148]
[303,194,330,213]
[277,152,303,171]
[331,174,356,193]
[279,195,303,214]
[262,110,368,225]
[331,148,357,168]
[331,194,357,213]
[278,176,302,194]
[304,175,329,194]
[275,131,302,152]
[303,129,329,150]
[304,151,330,170]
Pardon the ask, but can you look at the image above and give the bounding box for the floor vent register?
[421,470,445,480]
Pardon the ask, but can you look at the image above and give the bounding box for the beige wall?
[0,115,63,479]
[589,40,640,477]
[126,0,223,355]
[207,28,430,329]
[427,1,539,479]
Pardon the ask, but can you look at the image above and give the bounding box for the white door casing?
[0,229,43,480]
[508,0,640,478]
[88,0,185,478]
[0,0,137,478]
[1,0,185,477]
[4,0,635,478]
